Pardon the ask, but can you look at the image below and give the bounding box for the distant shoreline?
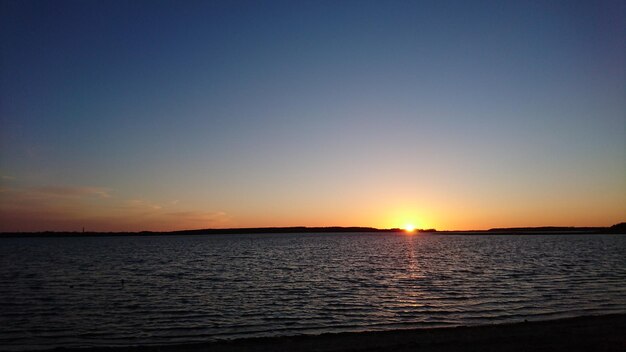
[43,314,626,352]
[1,223,625,237]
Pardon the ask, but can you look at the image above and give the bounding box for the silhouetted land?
[438,222,626,235]
[1,226,393,237]
[1,223,624,237]
[47,314,626,352]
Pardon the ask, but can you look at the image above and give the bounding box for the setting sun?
[404,224,416,232]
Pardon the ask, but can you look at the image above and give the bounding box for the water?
[1,233,625,350]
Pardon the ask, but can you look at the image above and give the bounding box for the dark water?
[1,233,625,350]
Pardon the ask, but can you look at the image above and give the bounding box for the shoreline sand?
[48,314,626,352]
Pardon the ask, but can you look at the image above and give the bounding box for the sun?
[404,224,416,233]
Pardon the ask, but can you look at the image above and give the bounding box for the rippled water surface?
[1,233,625,350]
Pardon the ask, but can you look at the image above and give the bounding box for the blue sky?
[1,0,624,231]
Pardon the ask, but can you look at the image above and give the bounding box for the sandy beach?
[49,314,625,352]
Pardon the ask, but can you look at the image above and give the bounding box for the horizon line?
[1,223,624,235]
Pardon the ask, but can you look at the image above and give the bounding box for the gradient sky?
[1,0,624,231]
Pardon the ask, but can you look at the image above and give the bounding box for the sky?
[1,0,624,232]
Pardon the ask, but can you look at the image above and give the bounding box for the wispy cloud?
[164,210,231,226]
[123,199,162,210]
[34,186,111,198]
[0,185,112,206]
[0,185,232,232]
